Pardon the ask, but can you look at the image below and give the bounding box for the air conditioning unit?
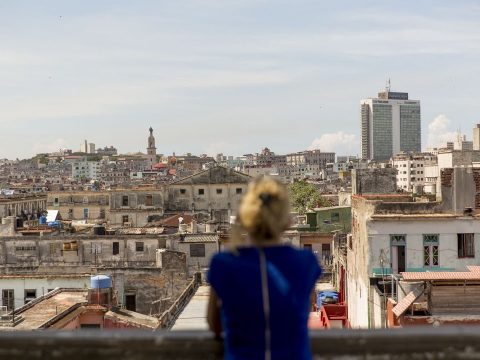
[123,222,132,227]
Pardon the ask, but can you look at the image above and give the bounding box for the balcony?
[0,327,479,359]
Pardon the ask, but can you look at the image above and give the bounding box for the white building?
[474,124,480,151]
[391,152,436,192]
[348,194,480,328]
[71,160,101,181]
[361,88,421,161]
[286,149,335,168]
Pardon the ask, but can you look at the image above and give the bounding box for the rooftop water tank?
[90,275,112,289]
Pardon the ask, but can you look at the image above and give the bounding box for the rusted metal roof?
[393,287,423,317]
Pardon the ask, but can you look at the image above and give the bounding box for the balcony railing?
[0,327,479,359]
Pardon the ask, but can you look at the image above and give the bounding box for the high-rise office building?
[473,124,480,151]
[361,88,421,160]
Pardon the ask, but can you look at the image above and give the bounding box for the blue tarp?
[317,291,339,308]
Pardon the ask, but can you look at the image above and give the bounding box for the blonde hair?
[236,177,290,244]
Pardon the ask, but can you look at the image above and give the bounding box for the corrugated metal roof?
[393,287,423,317]
[181,234,219,243]
[401,272,480,281]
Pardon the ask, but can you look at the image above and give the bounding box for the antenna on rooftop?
[386,78,391,92]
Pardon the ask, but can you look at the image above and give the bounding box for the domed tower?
[146,127,157,168]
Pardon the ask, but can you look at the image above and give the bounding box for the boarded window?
[113,242,120,255]
[458,233,475,258]
[190,243,206,257]
[145,195,153,206]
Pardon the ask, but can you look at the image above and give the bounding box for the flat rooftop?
[11,290,87,330]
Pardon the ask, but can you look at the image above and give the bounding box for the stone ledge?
[0,327,479,359]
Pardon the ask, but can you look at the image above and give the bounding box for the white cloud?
[309,132,359,156]
[32,138,69,155]
[427,114,457,148]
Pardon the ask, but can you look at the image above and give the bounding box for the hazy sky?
[1,0,480,159]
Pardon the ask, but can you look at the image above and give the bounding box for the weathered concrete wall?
[166,167,250,219]
[2,328,480,359]
[0,235,174,268]
[440,167,480,214]
[352,169,396,195]
[0,195,47,221]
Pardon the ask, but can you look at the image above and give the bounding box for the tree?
[289,180,332,214]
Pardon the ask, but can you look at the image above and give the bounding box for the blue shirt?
[208,245,322,360]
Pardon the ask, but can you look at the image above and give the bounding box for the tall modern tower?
[361,87,421,161]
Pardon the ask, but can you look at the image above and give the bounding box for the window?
[83,208,89,219]
[113,242,119,255]
[15,246,36,251]
[458,233,475,258]
[198,189,205,195]
[49,243,56,255]
[122,195,129,206]
[136,242,144,252]
[54,197,59,206]
[331,212,340,222]
[216,189,222,194]
[122,215,129,224]
[125,293,136,311]
[423,234,439,267]
[24,289,37,304]
[145,194,153,206]
[190,243,206,257]
[303,244,312,250]
[2,289,14,311]
[68,208,73,219]
[236,188,243,194]
[91,243,102,254]
[390,235,406,273]
[83,196,88,204]
[180,189,186,195]
[99,209,105,219]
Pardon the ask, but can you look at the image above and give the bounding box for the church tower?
[146,127,157,168]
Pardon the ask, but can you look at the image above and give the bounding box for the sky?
[1,0,480,159]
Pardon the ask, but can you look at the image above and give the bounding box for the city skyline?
[1,1,480,159]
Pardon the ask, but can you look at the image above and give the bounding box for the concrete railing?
[0,327,480,359]
[158,272,202,329]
